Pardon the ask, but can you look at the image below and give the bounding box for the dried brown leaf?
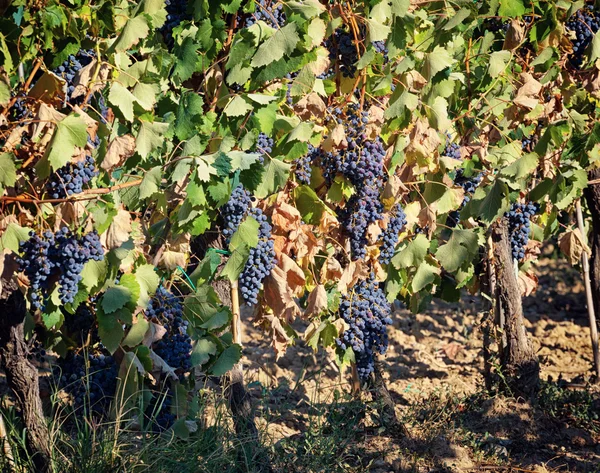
[559,228,589,265]
[264,265,302,323]
[305,284,327,319]
[103,134,136,171]
[102,207,132,250]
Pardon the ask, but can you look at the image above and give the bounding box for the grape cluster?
[239,208,277,305]
[27,338,47,364]
[294,145,317,184]
[328,29,359,78]
[506,202,538,261]
[220,185,276,305]
[566,7,600,68]
[256,132,274,164]
[378,204,407,265]
[17,229,104,309]
[54,351,118,414]
[47,155,98,199]
[53,50,94,104]
[316,104,386,259]
[220,184,252,240]
[63,304,98,344]
[244,0,286,28]
[336,278,392,380]
[160,0,191,47]
[442,134,461,160]
[147,286,192,373]
[147,390,176,432]
[56,229,104,304]
[447,169,483,226]
[9,95,30,122]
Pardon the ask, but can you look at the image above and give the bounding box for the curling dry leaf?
[272,200,302,233]
[160,233,191,270]
[143,322,168,346]
[322,124,347,152]
[514,73,542,109]
[294,92,326,120]
[279,253,306,296]
[103,134,136,171]
[338,260,368,294]
[102,207,132,250]
[558,228,589,265]
[289,225,320,265]
[518,268,538,297]
[404,119,441,175]
[318,210,338,234]
[503,20,525,51]
[305,284,327,318]
[255,310,292,359]
[263,265,302,323]
[320,255,343,282]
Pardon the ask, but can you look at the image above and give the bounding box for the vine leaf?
[255,157,291,198]
[110,15,150,52]
[40,114,87,175]
[220,244,250,281]
[102,207,133,250]
[498,0,525,17]
[305,284,327,318]
[102,286,131,314]
[139,166,162,199]
[136,120,168,159]
[102,134,136,171]
[436,229,479,273]
[122,314,149,347]
[0,152,17,192]
[0,82,9,105]
[392,234,429,269]
[109,83,137,122]
[412,259,440,292]
[210,344,242,376]
[251,23,300,68]
[191,338,217,367]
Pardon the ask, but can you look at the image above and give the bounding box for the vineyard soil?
[239,254,600,472]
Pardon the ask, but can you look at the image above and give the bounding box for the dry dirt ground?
[241,255,600,472]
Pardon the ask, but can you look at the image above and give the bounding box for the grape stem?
[0,179,143,204]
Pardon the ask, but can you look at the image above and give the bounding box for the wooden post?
[576,200,600,380]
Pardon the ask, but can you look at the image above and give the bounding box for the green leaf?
[102,286,131,314]
[499,153,539,181]
[294,185,331,225]
[0,223,30,253]
[220,245,250,282]
[0,152,17,191]
[135,264,159,307]
[136,120,169,159]
[210,344,242,376]
[110,15,150,52]
[424,46,456,80]
[254,157,291,198]
[40,115,87,174]
[122,315,149,347]
[191,338,217,367]
[443,8,471,30]
[251,23,300,68]
[286,0,325,19]
[436,229,479,272]
[224,95,253,117]
[80,259,107,292]
[478,179,510,224]
[488,50,511,78]
[199,310,230,330]
[139,166,162,199]
[97,309,124,354]
[132,82,159,111]
[109,83,137,122]
[498,0,525,17]
[0,82,10,106]
[412,260,440,292]
[392,234,429,269]
[173,37,199,82]
[230,216,259,251]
